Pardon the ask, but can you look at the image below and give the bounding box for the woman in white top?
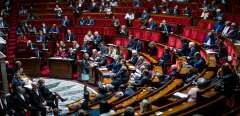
[125,10,135,26]
[200,7,209,20]
[83,31,94,42]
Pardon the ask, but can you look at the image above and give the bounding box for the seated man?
[214,18,224,33]
[172,5,180,16]
[0,17,8,28]
[49,24,60,34]
[54,5,63,18]
[134,69,151,86]
[38,79,67,110]
[132,38,142,51]
[159,20,172,43]
[159,48,172,67]
[146,18,157,30]
[214,9,224,21]
[27,40,36,50]
[226,22,239,42]
[93,31,103,46]
[79,17,85,26]
[139,9,150,21]
[184,7,192,16]
[95,51,107,66]
[128,50,139,65]
[85,16,95,25]
[106,55,122,74]
[36,30,47,42]
[203,31,217,48]
[111,66,129,87]
[119,25,128,36]
[187,42,198,61]
[64,29,75,42]
[190,52,206,72]
[39,23,49,35]
[61,16,71,28]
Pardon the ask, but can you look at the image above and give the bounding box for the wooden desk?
[97,68,112,84]
[48,57,74,79]
[17,58,41,77]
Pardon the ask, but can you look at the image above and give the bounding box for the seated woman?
[54,5,63,18]
[84,31,94,42]
[55,47,68,58]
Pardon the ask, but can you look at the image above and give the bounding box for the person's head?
[42,23,46,27]
[64,15,68,19]
[140,99,151,113]
[174,5,178,9]
[84,53,89,60]
[207,31,213,37]
[124,106,135,116]
[60,41,65,46]
[92,49,97,55]
[137,56,145,64]
[143,9,147,13]
[56,4,59,8]
[67,29,71,34]
[164,47,170,53]
[231,22,237,28]
[38,79,45,87]
[87,30,92,35]
[196,77,208,89]
[171,64,177,71]
[148,18,153,23]
[194,52,201,60]
[72,40,77,45]
[94,31,99,36]
[132,50,138,56]
[225,21,231,25]
[189,42,195,48]
[53,23,56,27]
[0,17,3,21]
[216,8,221,13]
[16,86,25,94]
[87,16,91,19]
[162,19,166,24]
[31,82,39,90]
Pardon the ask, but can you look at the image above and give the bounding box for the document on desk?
[173,92,188,98]
[98,67,108,71]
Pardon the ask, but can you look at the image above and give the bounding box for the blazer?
[61,19,70,27]
[64,33,75,41]
[106,61,122,73]
[86,19,95,25]
[10,92,30,113]
[29,89,45,109]
[129,55,139,65]
[159,24,172,34]
[36,35,47,42]
[80,59,90,74]
[93,35,103,45]
[132,40,142,51]
[49,27,60,33]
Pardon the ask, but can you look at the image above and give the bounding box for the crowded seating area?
[0,0,240,115]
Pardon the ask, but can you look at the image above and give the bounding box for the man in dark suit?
[93,31,103,46]
[36,30,47,42]
[10,86,31,116]
[95,51,107,66]
[203,31,217,49]
[173,5,180,16]
[39,23,49,35]
[38,79,66,109]
[111,66,129,87]
[0,94,11,116]
[0,17,8,28]
[159,20,172,43]
[64,29,75,42]
[29,82,47,116]
[226,22,239,42]
[193,52,206,72]
[49,24,60,34]
[106,55,122,73]
[61,16,71,28]
[128,50,139,65]
[214,18,225,33]
[85,16,95,25]
[132,38,142,51]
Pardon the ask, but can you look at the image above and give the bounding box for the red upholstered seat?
[122,39,129,47]
[133,20,142,28]
[128,28,134,36]
[197,31,207,43]
[197,20,206,29]
[134,30,143,40]
[175,38,183,49]
[168,35,176,47]
[156,46,164,59]
[151,32,161,42]
[143,31,152,41]
[207,22,214,30]
[114,39,122,46]
[183,27,191,37]
[191,29,198,40]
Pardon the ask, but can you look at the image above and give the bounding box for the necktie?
[164,25,168,33]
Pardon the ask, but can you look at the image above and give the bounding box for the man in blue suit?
[49,24,60,34]
[203,31,217,49]
[61,16,70,28]
[147,18,157,30]
[139,9,150,21]
[36,30,47,42]
[214,18,225,33]
[64,29,75,42]
[93,31,103,46]
[193,52,206,72]
[86,16,95,25]
[106,55,122,73]
[132,38,142,51]
[128,50,139,65]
